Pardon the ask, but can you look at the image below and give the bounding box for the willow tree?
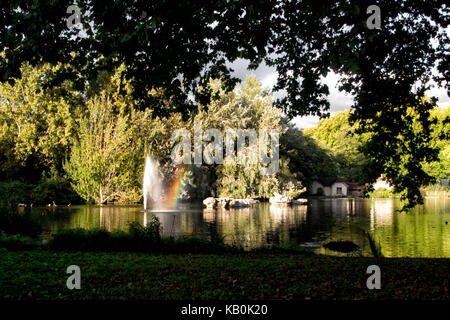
[192,77,285,199]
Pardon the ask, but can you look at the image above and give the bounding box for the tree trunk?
[99,185,103,204]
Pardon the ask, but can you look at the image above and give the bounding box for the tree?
[0,0,276,117]
[64,92,133,204]
[357,98,440,209]
[280,120,339,184]
[304,105,450,204]
[0,61,81,179]
[193,77,284,199]
[2,2,446,116]
[422,106,450,181]
[63,65,187,203]
[303,110,369,182]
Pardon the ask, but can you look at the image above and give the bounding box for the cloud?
[226,59,449,129]
[427,82,450,107]
[292,115,322,129]
[227,58,276,86]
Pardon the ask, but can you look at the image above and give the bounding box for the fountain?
[143,155,162,210]
[143,155,202,215]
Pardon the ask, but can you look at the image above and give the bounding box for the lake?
[30,198,450,258]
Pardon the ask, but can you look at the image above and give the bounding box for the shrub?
[0,230,41,250]
[48,228,130,251]
[48,217,162,252]
[47,228,235,253]
[366,188,393,198]
[159,236,235,254]
[30,169,82,205]
[128,215,161,243]
[47,216,240,254]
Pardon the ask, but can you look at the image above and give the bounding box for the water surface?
[30,198,450,257]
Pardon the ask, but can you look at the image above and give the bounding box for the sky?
[227,58,450,130]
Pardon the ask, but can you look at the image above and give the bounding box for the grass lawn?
[0,250,449,300]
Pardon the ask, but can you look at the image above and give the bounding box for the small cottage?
[310,178,349,197]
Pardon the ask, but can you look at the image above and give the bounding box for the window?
[336,187,342,195]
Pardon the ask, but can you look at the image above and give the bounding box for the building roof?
[314,177,349,187]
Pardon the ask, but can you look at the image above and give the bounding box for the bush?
[366,188,393,198]
[48,228,130,251]
[159,236,236,254]
[31,169,82,205]
[47,228,238,253]
[128,215,161,243]
[48,216,241,254]
[0,230,41,250]
[0,172,82,207]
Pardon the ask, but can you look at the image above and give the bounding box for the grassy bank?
[0,250,449,300]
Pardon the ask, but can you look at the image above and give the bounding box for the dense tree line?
[0,63,327,204]
[304,107,450,189]
[0,61,448,206]
[303,110,369,183]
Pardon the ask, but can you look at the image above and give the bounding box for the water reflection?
[370,199,394,230]
[31,198,450,258]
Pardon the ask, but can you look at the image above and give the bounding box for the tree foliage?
[0,61,81,178]
[280,120,339,183]
[2,1,447,115]
[356,98,440,208]
[0,1,448,206]
[64,93,134,204]
[303,110,369,182]
[193,77,286,199]
[305,105,450,208]
[422,106,450,182]
[63,69,186,204]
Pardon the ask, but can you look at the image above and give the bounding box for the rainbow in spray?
[164,164,188,209]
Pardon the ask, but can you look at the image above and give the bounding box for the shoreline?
[20,195,449,208]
